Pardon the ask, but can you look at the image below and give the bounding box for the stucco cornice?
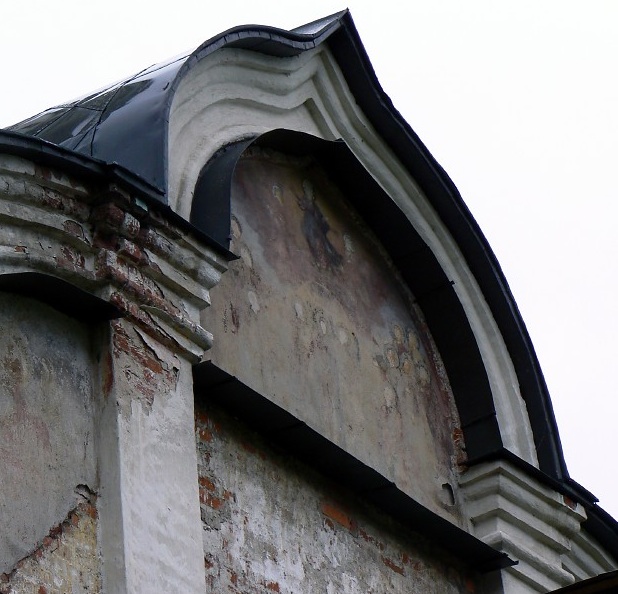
[0,153,226,361]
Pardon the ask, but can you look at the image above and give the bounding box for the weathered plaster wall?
[196,400,479,594]
[202,149,465,524]
[0,293,97,574]
[97,319,206,593]
[0,152,227,593]
[0,490,100,594]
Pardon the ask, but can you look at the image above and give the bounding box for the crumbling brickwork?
[195,401,479,594]
[0,491,100,594]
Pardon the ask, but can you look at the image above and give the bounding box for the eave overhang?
[194,360,515,574]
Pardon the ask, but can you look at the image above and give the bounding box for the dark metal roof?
[1,9,617,557]
[4,11,347,198]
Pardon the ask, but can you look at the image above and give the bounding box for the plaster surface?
[196,399,480,594]
[97,320,205,594]
[169,46,538,467]
[202,149,465,524]
[0,293,96,574]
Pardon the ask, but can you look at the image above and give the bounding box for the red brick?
[199,476,216,491]
[195,409,210,425]
[359,528,386,551]
[382,556,405,575]
[198,427,214,442]
[200,490,224,510]
[320,501,355,532]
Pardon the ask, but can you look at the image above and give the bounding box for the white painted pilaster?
[460,460,586,593]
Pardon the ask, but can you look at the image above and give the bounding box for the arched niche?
[172,45,540,473]
[194,130,500,523]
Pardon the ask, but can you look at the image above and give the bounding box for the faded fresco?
[202,147,465,523]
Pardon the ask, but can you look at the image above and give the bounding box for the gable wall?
[196,398,479,594]
[202,148,466,525]
[169,46,538,467]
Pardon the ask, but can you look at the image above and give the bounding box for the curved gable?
[2,8,566,481]
[172,40,539,473]
[4,10,615,585]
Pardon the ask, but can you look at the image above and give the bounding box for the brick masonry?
[0,491,100,594]
[195,400,479,594]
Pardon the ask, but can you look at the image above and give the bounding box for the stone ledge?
[460,459,587,592]
[0,154,227,360]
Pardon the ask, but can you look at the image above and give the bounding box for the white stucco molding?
[459,459,613,593]
[0,153,227,361]
[168,46,538,466]
[0,152,231,593]
[561,523,617,583]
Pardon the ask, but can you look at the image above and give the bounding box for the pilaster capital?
[0,154,228,361]
[460,459,586,592]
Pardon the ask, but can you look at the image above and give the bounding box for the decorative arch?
[175,41,538,471]
[192,128,504,471]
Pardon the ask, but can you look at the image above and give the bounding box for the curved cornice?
[4,11,347,197]
[168,41,540,470]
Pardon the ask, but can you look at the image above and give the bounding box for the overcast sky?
[2,1,617,518]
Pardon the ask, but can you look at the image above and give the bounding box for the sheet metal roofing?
[5,11,347,198]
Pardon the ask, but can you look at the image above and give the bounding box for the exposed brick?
[200,490,224,510]
[320,501,356,532]
[2,497,101,593]
[382,556,405,576]
[84,503,98,520]
[199,476,216,491]
[198,427,214,442]
[117,238,146,264]
[359,527,386,551]
[195,403,475,594]
[91,202,125,231]
[195,409,210,425]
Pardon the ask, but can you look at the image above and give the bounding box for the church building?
[0,11,616,593]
